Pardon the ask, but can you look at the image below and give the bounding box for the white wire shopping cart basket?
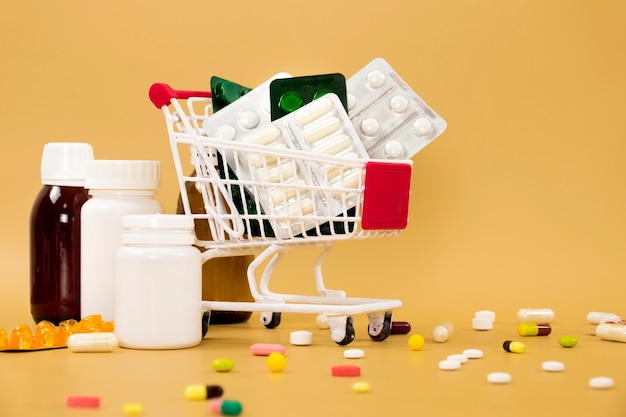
[149,83,413,345]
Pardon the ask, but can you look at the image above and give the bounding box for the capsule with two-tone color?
[517,322,551,336]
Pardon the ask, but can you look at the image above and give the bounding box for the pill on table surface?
[487,372,512,384]
[208,399,223,414]
[474,310,496,322]
[290,330,312,346]
[266,352,287,373]
[596,323,626,343]
[589,376,614,389]
[250,343,287,356]
[315,314,330,329]
[558,335,578,348]
[587,311,620,324]
[463,348,483,359]
[517,308,555,323]
[439,359,461,370]
[447,354,468,364]
[344,348,365,359]
[220,400,243,416]
[503,340,525,353]
[122,403,143,415]
[184,385,224,400]
[517,323,552,336]
[352,382,371,393]
[472,317,494,330]
[542,361,565,372]
[67,332,119,352]
[432,321,454,343]
[332,365,361,377]
[211,358,234,372]
[408,334,425,351]
[66,395,101,408]
[390,321,411,335]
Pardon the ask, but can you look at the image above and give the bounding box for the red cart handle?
[149,83,212,108]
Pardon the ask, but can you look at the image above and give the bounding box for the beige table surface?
[1,311,625,417]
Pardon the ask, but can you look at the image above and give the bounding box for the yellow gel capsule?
[266,352,287,372]
[9,324,33,349]
[122,403,143,415]
[34,321,60,348]
[352,382,371,393]
[408,334,425,351]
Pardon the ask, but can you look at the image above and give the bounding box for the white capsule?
[439,359,461,370]
[487,372,512,384]
[249,143,286,168]
[517,308,555,323]
[589,376,613,389]
[241,124,281,145]
[279,198,314,217]
[462,348,483,359]
[269,181,306,205]
[542,361,565,372]
[258,161,297,183]
[596,323,626,343]
[293,97,333,126]
[587,311,620,324]
[67,332,119,353]
[303,116,341,144]
[311,134,351,155]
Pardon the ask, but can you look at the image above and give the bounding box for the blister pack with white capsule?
[202,72,292,141]
[346,57,447,159]
[228,93,369,238]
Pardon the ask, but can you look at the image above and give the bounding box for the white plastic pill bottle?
[80,160,163,322]
[114,214,202,350]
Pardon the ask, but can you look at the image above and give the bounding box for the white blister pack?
[346,57,447,160]
[231,93,368,238]
[202,72,292,141]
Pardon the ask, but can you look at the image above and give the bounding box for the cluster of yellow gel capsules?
[0,314,114,351]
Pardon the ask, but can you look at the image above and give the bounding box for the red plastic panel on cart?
[361,161,411,230]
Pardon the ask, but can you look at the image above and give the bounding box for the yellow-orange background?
[1,0,626,329]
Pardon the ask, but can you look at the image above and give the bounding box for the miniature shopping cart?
[149,83,413,345]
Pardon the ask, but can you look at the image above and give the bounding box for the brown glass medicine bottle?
[30,143,93,324]
[176,169,254,324]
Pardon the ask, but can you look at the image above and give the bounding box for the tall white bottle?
[80,160,163,321]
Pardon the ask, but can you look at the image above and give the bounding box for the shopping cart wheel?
[202,311,211,338]
[261,312,282,329]
[368,311,393,342]
[330,316,355,346]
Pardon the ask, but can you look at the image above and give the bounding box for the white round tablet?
[384,140,404,158]
[238,110,260,129]
[439,360,461,370]
[289,330,312,346]
[360,117,380,136]
[542,361,565,372]
[589,376,613,389]
[413,117,433,136]
[487,372,512,384]
[447,354,468,364]
[344,348,365,359]
[366,70,385,89]
[389,95,409,113]
[472,317,494,330]
[209,124,236,141]
[462,348,483,359]
[474,310,496,322]
[347,93,356,111]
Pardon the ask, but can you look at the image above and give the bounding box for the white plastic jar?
[114,214,202,349]
[80,160,163,321]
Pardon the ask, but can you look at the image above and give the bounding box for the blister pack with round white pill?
[346,57,447,160]
[234,94,369,238]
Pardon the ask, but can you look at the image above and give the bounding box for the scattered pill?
[67,332,119,352]
[517,323,552,336]
[439,359,461,370]
[390,321,411,335]
[463,348,484,359]
[487,372,512,384]
[344,348,365,359]
[472,317,494,330]
[596,323,626,343]
[66,395,101,408]
[432,321,454,343]
[542,361,565,372]
[220,400,243,416]
[502,340,525,353]
[332,365,361,377]
[474,310,496,322]
[266,352,287,373]
[589,376,614,389]
[249,343,286,356]
[517,308,555,323]
[587,311,620,324]
[184,385,224,400]
[211,358,234,372]
[208,399,223,414]
[122,403,143,415]
[352,382,371,393]
[289,330,312,346]
[447,354,468,364]
[408,334,425,351]
[558,335,578,348]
